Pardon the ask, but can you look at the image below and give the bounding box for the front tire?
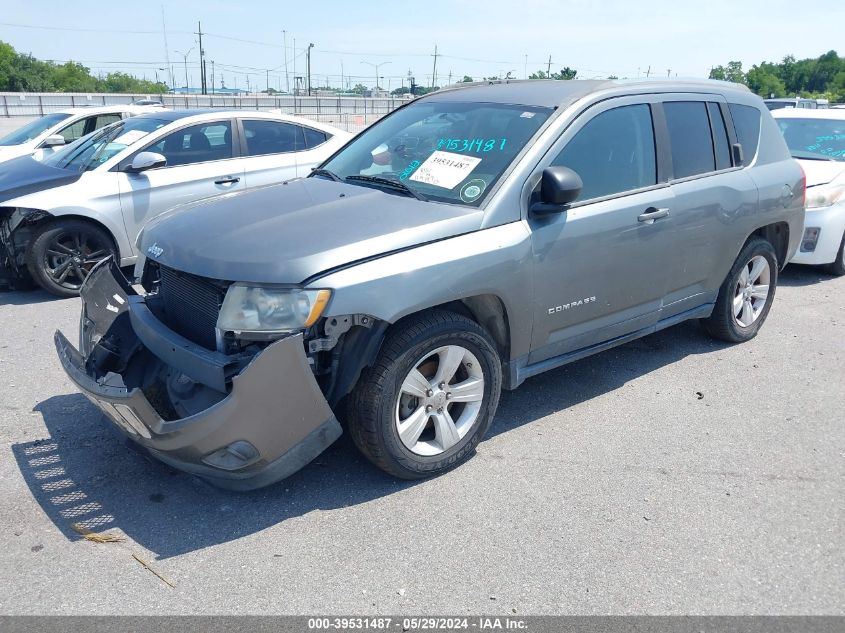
[348,310,502,479]
[703,237,778,343]
[26,220,116,298]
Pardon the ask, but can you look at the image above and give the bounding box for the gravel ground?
[0,264,842,615]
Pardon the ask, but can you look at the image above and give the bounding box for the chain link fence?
[0,92,411,134]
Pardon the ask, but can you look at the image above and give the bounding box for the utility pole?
[666,68,671,77]
[306,43,314,95]
[282,30,290,94]
[431,44,439,89]
[645,65,651,78]
[547,55,552,78]
[196,21,207,94]
[524,54,528,79]
[448,70,452,85]
[293,38,296,94]
[210,60,215,94]
[161,6,172,89]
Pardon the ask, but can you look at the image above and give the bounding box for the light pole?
[306,43,314,95]
[361,60,391,95]
[175,47,194,93]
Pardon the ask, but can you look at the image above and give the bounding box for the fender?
[311,222,536,363]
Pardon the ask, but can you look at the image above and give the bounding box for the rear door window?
[243,119,304,156]
[664,101,716,178]
[551,104,657,201]
[94,114,122,130]
[728,103,762,162]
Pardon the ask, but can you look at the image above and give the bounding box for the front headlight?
[806,173,845,210]
[217,285,331,338]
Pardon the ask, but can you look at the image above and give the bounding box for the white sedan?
[0,110,350,296]
[773,108,845,276]
[0,104,164,164]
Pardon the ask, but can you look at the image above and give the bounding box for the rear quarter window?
[728,104,762,163]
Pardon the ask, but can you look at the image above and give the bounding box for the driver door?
[528,98,677,364]
[116,119,245,252]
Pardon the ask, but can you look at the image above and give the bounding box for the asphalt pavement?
[0,265,842,615]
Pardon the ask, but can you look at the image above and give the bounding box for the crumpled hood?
[141,177,484,284]
[0,155,81,203]
[797,159,845,188]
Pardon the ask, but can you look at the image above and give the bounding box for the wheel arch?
[5,208,123,259]
[327,294,512,407]
[747,221,790,269]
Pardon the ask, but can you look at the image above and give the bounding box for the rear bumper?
[790,202,845,266]
[54,258,341,491]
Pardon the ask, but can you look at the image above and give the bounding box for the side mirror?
[42,135,66,148]
[126,151,167,173]
[530,166,583,216]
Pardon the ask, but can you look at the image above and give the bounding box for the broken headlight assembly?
[216,284,331,340]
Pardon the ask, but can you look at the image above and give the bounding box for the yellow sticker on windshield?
[409,151,482,189]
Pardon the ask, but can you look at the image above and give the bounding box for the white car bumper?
[790,201,845,266]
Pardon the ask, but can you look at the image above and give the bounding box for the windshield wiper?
[310,168,344,182]
[790,153,835,162]
[345,174,428,201]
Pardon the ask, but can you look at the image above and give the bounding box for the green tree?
[710,61,745,84]
[746,63,785,97]
[529,68,577,80]
[51,62,98,92]
[459,75,473,83]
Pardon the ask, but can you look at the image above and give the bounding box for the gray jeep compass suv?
[55,79,805,489]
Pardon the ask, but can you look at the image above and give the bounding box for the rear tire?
[26,220,116,298]
[703,237,778,343]
[824,231,845,277]
[348,309,502,479]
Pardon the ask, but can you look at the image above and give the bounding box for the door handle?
[637,207,670,223]
[214,176,240,185]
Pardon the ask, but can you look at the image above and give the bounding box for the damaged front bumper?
[53,258,341,490]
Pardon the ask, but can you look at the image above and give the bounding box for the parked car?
[55,79,804,490]
[0,110,350,294]
[773,108,845,275]
[0,105,164,164]
[764,97,829,111]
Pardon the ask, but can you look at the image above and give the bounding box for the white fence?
[0,92,410,133]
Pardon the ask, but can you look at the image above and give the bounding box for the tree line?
[710,50,845,101]
[0,40,167,93]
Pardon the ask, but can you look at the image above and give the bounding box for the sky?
[0,0,840,92]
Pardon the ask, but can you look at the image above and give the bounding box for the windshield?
[44,117,168,172]
[0,113,72,146]
[777,118,845,161]
[318,100,552,205]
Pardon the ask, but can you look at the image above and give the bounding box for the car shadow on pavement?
[779,264,839,287]
[13,320,730,560]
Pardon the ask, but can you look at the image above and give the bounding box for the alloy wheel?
[395,345,485,456]
[43,230,111,292]
[733,255,771,327]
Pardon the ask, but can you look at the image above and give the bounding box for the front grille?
[157,264,229,350]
